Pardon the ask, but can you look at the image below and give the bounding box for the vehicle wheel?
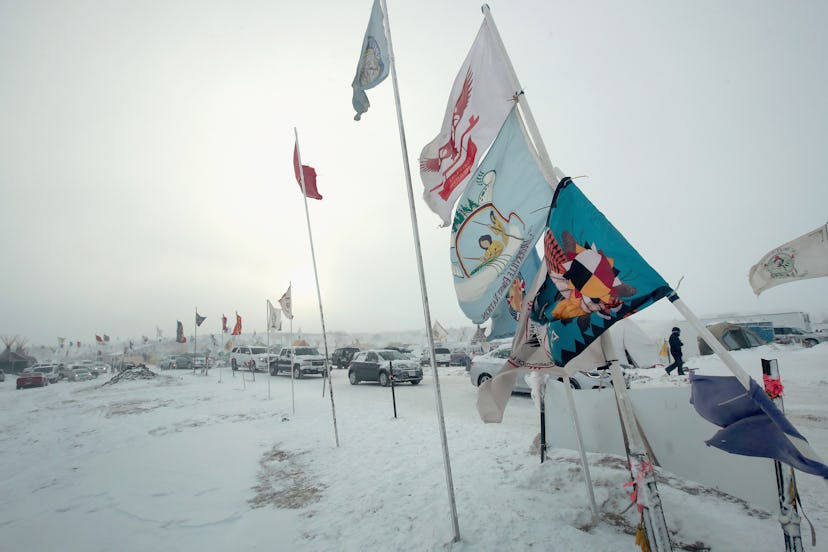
[293,365,302,379]
[477,373,492,386]
[378,371,389,387]
[231,358,237,371]
[348,371,358,385]
[410,380,421,385]
[804,338,818,348]
[269,366,276,376]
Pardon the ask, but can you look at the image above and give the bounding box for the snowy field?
[2,344,827,551]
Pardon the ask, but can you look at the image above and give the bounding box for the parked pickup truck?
[270,346,328,378]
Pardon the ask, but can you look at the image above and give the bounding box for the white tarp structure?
[563,318,664,372]
[544,380,779,512]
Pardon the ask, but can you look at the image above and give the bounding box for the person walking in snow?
[664,327,685,375]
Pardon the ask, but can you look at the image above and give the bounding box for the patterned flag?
[267,300,282,331]
[748,223,828,295]
[195,311,206,327]
[531,178,672,366]
[279,285,293,319]
[222,314,228,333]
[293,141,322,200]
[351,0,390,121]
[487,247,541,341]
[176,321,187,343]
[690,373,828,479]
[224,339,233,352]
[231,313,242,336]
[419,19,516,226]
[450,107,553,324]
[477,176,672,422]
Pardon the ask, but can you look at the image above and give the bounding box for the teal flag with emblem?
[352,0,390,121]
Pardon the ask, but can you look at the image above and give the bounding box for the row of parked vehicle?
[12,360,109,390]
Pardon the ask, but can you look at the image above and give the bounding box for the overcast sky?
[2,0,827,347]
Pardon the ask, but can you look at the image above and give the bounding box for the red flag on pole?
[95,335,103,343]
[293,142,322,200]
[231,313,242,336]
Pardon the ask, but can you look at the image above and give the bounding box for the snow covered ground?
[2,343,827,551]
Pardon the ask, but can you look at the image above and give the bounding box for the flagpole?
[481,4,556,184]
[380,0,460,541]
[294,128,339,448]
[266,300,271,401]
[193,307,198,375]
[289,309,295,415]
[218,317,223,383]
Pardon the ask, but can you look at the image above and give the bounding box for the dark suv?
[331,347,360,369]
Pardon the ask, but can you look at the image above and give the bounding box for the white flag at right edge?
[749,223,828,295]
[418,19,515,227]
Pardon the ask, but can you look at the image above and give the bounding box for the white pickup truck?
[270,346,328,378]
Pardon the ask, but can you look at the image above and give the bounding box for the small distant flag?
[58,337,66,348]
[156,327,163,339]
[293,140,322,200]
[142,335,149,343]
[224,339,233,352]
[76,341,81,348]
[279,285,293,319]
[176,321,187,343]
[103,334,110,343]
[231,313,242,336]
[210,334,218,346]
[196,311,207,327]
[129,340,134,350]
[95,335,103,343]
[267,300,282,331]
[222,314,228,333]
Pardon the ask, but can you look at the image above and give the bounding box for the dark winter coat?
[669,332,683,358]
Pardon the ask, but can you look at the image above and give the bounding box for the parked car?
[773,327,827,347]
[450,349,472,369]
[331,346,361,369]
[31,364,60,383]
[158,356,178,370]
[93,362,111,376]
[348,349,423,386]
[17,371,49,389]
[419,347,452,367]
[230,346,272,372]
[468,344,620,393]
[68,367,94,382]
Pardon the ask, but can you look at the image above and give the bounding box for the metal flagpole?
[379,0,460,541]
[562,376,600,523]
[266,300,271,401]
[603,333,672,551]
[289,312,295,415]
[763,358,805,552]
[218,317,223,383]
[294,128,339,447]
[193,308,198,375]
